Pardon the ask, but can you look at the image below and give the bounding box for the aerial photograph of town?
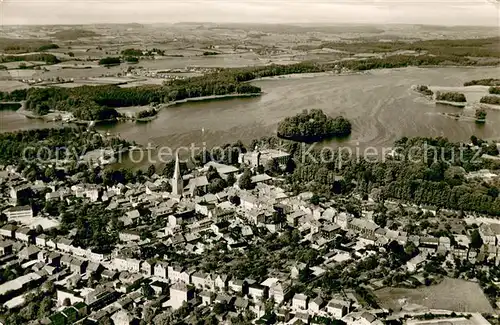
[0,0,500,324]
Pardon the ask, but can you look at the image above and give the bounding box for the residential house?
[154,261,168,279]
[61,255,73,268]
[169,282,194,310]
[58,238,74,253]
[419,237,439,255]
[480,224,497,246]
[141,260,154,277]
[168,210,196,227]
[229,279,246,294]
[19,245,40,260]
[0,224,17,239]
[111,309,138,325]
[327,298,350,318]
[234,297,249,311]
[269,280,291,304]
[215,274,229,291]
[292,294,308,310]
[119,230,141,242]
[150,281,169,295]
[248,283,268,301]
[348,218,379,236]
[16,227,33,243]
[70,258,87,274]
[35,234,47,247]
[407,254,427,272]
[321,223,342,239]
[47,252,61,267]
[200,291,213,306]
[335,212,353,230]
[290,262,307,279]
[87,262,104,275]
[112,257,141,273]
[168,265,190,283]
[309,297,325,313]
[191,272,208,289]
[0,240,13,256]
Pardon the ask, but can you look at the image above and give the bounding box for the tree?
[475,109,487,122]
[209,178,227,194]
[142,283,155,299]
[229,195,240,206]
[213,302,227,315]
[147,164,156,177]
[38,296,53,319]
[374,214,387,228]
[470,229,483,249]
[238,169,254,190]
[226,173,236,186]
[309,194,320,205]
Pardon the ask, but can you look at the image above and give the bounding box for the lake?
[1,66,500,167]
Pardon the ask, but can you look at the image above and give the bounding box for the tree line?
[0,53,60,64]
[464,79,500,86]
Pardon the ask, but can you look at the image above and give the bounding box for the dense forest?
[1,68,262,120]
[301,37,500,59]
[435,91,467,103]
[277,109,352,142]
[0,89,28,102]
[464,79,500,87]
[480,96,500,105]
[0,127,129,166]
[275,136,500,215]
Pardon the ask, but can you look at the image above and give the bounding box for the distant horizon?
[1,22,499,28]
[1,0,499,27]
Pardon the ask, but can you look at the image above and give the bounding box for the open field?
[375,278,494,313]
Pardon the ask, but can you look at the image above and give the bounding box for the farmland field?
[375,278,494,313]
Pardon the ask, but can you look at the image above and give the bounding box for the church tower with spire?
[171,153,184,196]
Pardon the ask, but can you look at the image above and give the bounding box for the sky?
[1,0,499,26]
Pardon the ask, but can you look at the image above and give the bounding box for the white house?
[154,262,168,279]
[309,297,324,313]
[169,282,194,310]
[327,298,350,318]
[292,293,308,310]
